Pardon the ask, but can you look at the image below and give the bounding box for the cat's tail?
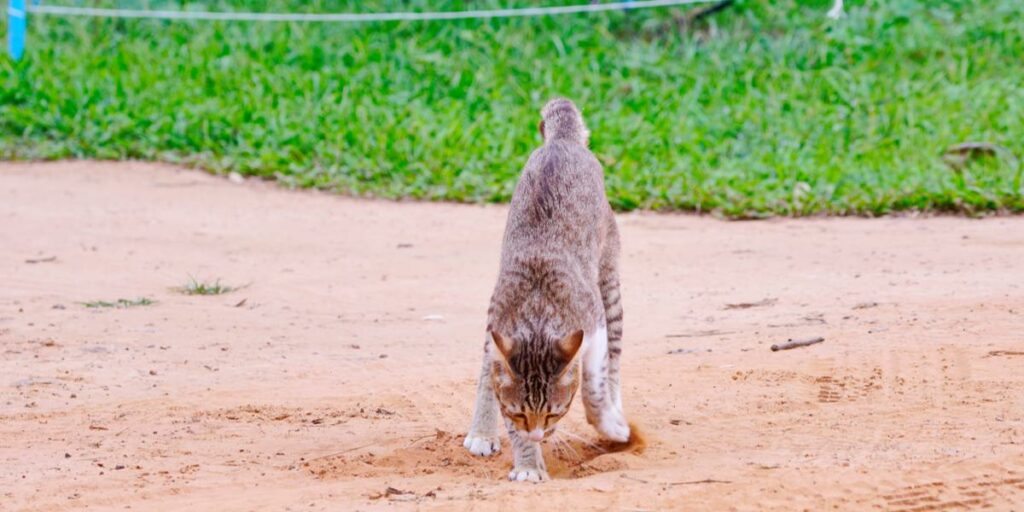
[539,98,589,146]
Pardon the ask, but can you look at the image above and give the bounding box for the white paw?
[463,435,501,457]
[597,410,630,443]
[508,467,549,482]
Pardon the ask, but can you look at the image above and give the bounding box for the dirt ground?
[1,161,1023,511]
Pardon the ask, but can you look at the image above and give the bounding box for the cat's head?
[488,329,584,442]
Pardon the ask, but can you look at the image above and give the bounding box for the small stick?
[770,336,824,352]
[302,441,377,463]
[404,433,436,448]
[622,475,731,486]
[621,474,651,484]
[986,350,1024,357]
[669,478,733,485]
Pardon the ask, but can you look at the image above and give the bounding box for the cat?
[463,98,629,482]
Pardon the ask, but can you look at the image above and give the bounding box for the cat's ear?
[538,119,546,140]
[556,329,584,362]
[490,330,514,361]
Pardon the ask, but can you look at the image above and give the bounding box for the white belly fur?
[582,320,608,383]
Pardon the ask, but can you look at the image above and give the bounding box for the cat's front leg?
[464,348,501,457]
[504,416,549,482]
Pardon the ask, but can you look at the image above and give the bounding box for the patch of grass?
[82,297,155,308]
[178,277,237,296]
[1,0,1022,217]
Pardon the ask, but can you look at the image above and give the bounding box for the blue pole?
[8,0,26,60]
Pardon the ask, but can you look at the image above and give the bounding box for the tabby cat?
[463,98,629,482]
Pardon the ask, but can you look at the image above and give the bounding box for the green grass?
[178,277,237,295]
[1,0,1022,217]
[82,297,155,308]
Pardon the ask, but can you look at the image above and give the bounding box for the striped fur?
[464,98,629,482]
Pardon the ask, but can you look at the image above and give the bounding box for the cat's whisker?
[558,428,605,453]
[551,436,571,460]
[552,431,583,461]
[545,435,559,452]
[550,434,569,461]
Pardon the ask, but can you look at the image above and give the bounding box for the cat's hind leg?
[464,341,502,457]
[598,216,626,412]
[581,321,630,443]
[600,264,625,413]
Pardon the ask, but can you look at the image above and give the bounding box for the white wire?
[27,0,718,22]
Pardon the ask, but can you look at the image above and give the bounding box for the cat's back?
[506,140,608,239]
[488,99,610,334]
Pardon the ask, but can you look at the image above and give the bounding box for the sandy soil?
[1,161,1023,511]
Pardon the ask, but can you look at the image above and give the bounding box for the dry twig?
[770,336,825,352]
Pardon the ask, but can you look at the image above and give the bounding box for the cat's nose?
[527,428,544,442]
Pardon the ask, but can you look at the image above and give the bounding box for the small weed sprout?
[82,297,155,308]
[178,276,238,296]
